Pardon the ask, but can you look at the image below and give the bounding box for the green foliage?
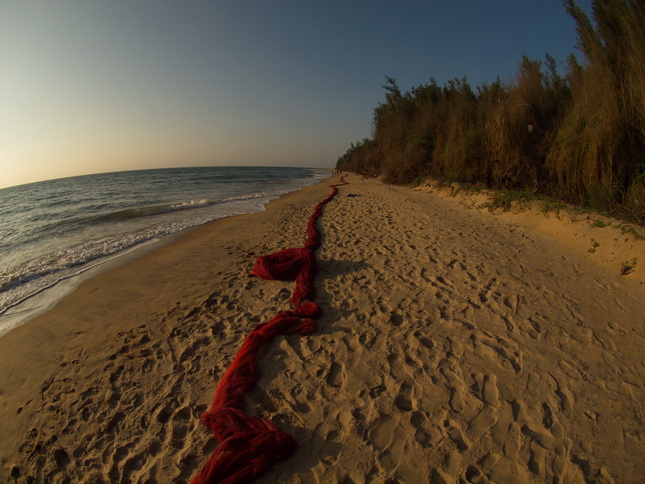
[410,177,424,188]
[618,224,645,241]
[621,257,637,275]
[478,190,536,212]
[539,200,568,218]
[588,239,601,253]
[622,174,645,223]
[591,218,611,228]
[336,0,644,223]
[586,184,619,211]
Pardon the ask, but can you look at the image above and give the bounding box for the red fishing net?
[191,178,345,484]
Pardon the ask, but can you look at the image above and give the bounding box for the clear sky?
[0,0,591,189]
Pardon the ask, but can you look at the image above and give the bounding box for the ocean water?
[0,166,328,335]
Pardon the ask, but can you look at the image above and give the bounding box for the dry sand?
[0,174,643,483]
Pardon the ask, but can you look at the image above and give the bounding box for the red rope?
[191,177,346,484]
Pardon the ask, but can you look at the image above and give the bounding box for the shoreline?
[0,174,330,338]
[0,176,342,481]
[0,237,170,338]
[2,174,643,482]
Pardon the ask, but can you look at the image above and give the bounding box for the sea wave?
[94,191,274,222]
[0,168,329,319]
[0,226,171,313]
[0,192,283,314]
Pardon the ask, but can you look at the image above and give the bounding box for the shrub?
[336,0,644,223]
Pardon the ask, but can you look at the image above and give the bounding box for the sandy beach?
[1,174,643,483]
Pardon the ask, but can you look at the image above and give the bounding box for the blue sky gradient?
[0,1,592,188]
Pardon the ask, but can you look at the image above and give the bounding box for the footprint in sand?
[53,447,71,470]
[319,429,344,465]
[504,421,523,459]
[542,402,554,430]
[482,374,499,407]
[444,418,470,451]
[528,440,548,480]
[557,360,581,380]
[446,336,463,357]
[468,405,499,436]
[289,384,314,414]
[394,382,416,412]
[410,411,436,448]
[549,373,575,414]
[107,442,136,482]
[441,367,467,414]
[412,330,435,350]
[369,414,397,451]
[171,406,191,441]
[326,362,346,388]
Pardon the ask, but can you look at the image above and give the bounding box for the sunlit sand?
[1,174,643,482]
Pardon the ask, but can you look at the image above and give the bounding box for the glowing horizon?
[0,1,591,189]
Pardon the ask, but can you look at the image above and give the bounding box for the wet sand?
[1,174,643,483]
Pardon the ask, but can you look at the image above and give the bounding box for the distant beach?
[1,174,643,482]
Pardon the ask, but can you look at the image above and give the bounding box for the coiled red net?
[191,177,345,484]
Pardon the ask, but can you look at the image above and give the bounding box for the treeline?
[336,0,644,217]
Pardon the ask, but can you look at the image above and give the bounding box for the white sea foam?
[0,167,329,335]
